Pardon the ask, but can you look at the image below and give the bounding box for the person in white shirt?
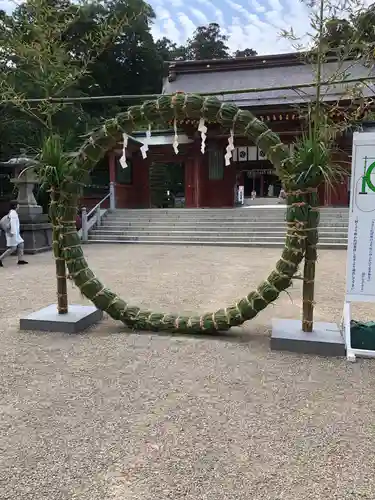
[0,201,28,267]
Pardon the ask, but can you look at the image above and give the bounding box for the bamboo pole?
[301,0,324,333]
[302,192,319,332]
[50,188,68,314]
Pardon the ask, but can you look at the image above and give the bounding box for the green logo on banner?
[360,157,375,194]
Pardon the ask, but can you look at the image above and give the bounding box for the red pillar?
[139,157,151,208]
[194,154,202,208]
[185,157,195,207]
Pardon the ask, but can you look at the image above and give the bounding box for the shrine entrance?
[149,162,185,208]
[242,167,282,199]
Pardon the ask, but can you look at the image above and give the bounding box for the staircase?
[88,207,349,248]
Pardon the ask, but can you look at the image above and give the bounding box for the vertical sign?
[237,185,244,204]
[346,132,375,301]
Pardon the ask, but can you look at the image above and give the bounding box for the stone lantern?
[0,152,52,253]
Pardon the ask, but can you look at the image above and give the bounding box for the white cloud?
[249,0,266,13]
[177,12,197,39]
[0,0,360,58]
[188,7,209,25]
[149,0,316,54]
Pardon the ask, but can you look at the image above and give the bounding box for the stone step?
[91,229,348,238]
[100,223,349,231]
[106,209,348,215]
[107,208,349,214]
[89,233,347,244]
[89,208,349,248]
[110,207,349,212]
[104,215,349,223]
[87,238,347,249]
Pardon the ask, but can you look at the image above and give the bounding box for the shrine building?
[1,51,373,215]
[85,52,374,210]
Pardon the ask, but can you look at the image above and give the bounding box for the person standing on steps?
[0,201,28,267]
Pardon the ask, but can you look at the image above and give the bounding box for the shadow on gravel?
[90,318,271,347]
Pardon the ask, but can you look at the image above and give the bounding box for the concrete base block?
[20,304,103,333]
[0,222,52,254]
[21,222,53,254]
[271,318,345,357]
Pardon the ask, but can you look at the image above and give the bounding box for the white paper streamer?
[173,118,179,154]
[140,124,152,159]
[140,142,149,159]
[224,129,235,166]
[198,118,207,154]
[119,132,128,169]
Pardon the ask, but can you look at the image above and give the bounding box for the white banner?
[346,131,375,301]
[237,185,244,204]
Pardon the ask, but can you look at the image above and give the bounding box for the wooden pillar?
[185,157,197,208]
[143,158,151,208]
[108,152,117,207]
[194,154,201,208]
[324,182,331,206]
[260,173,264,197]
[109,152,116,183]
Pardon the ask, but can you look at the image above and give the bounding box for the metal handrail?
[87,192,110,218]
[81,190,112,242]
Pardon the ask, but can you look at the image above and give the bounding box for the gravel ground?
[1,245,375,500]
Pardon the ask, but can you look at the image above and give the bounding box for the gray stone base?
[0,222,52,254]
[20,304,103,333]
[21,222,52,254]
[271,318,345,357]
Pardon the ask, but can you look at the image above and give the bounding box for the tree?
[155,26,257,63]
[81,0,165,106]
[321,17,355,49]
[0,0,147,316]
[234,48,257,58]
[352,3,375,48]
[319,3,375,54]
[155,37,188,61]
[282,0,374,332]
[185,23,230,60]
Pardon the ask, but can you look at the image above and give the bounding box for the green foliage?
[0,0,161,150]
[234,48,258,58]
[289,129,343,189]
[186,23,230,60]
[155,25,257,62]
[0,0,259,159]
[38,135,77,190]
[320,2,375,56]
[155,37,189,62]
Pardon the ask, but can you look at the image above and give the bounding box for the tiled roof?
[163,60,375,108]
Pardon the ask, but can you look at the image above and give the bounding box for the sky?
[0,0,313,55]
[150,0,312,55]
[0,0,371,56]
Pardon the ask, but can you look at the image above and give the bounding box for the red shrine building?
[83,52,374,210]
